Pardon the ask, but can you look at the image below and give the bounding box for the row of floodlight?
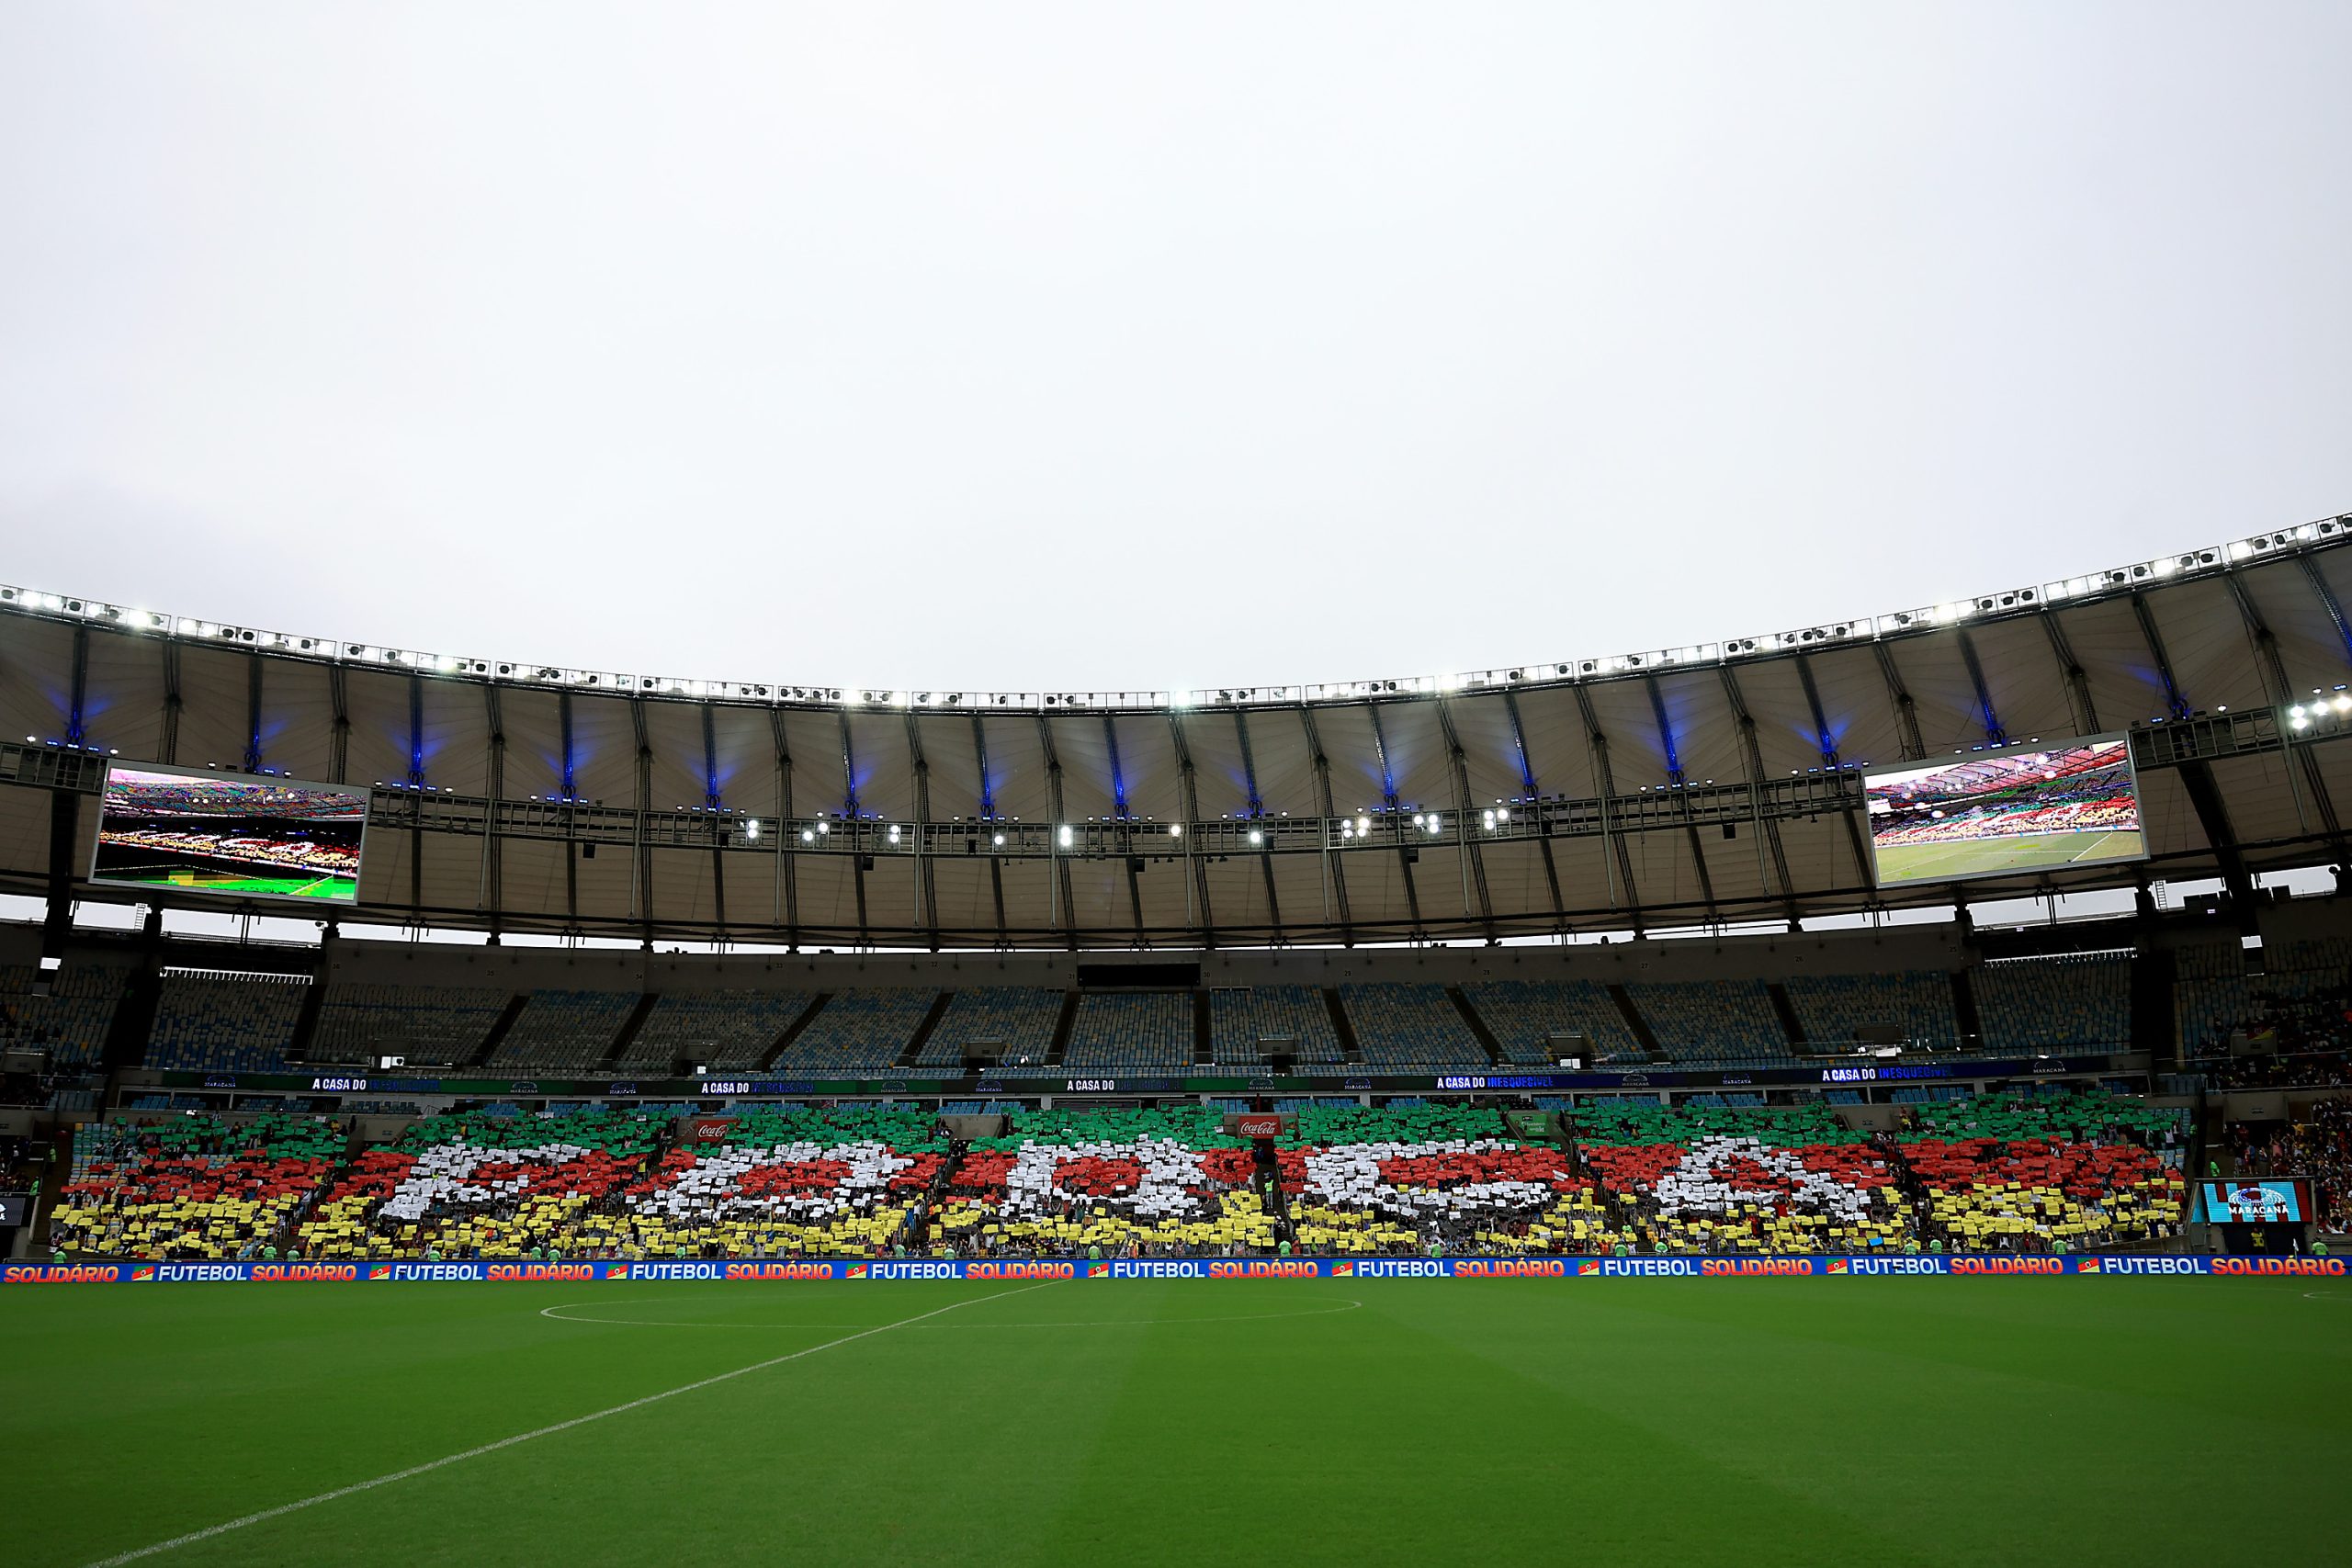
[2,516,2340,716]
[2286,686,2352,731]
[714,810,1553,850]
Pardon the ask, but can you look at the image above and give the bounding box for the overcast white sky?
[2,3,2347,699]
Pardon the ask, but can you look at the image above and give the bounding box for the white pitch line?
[537,1296,1367,1330]
[82,1283,1044,1567]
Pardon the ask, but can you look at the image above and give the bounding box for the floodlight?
[816,820,829,835]
[1426,815,1442,833]
[1248,829,1263,846]
[800,829,816,842]
[1356,816,1370,835]
[1168,824,1183,838]
[888,824,902,843]
[1057,825,1073,848]
[744,819,761,841]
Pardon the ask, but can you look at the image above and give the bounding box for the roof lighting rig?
[2286,687,2352,739]
[0,514,2342,719]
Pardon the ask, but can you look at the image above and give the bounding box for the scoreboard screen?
[91,761,368,905]
[1864,736,2145,887]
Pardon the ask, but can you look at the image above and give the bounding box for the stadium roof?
[5,512,2352,948]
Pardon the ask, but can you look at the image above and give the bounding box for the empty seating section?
[921,987,1061,1072]
[1461,980,1641,1065]
[2174,942,2253,1055]
[1623,978,1790,1064]
[2262,936,2350,996]
[1781,971,1959,1051]
[1062,993,1193,1074]
[615,990,811,1071]
[144,975,310,1073]
[488,989,637,1070]
[0,962,129,1066]
[1973,953,2132,1051]
[1337,984,1482,1072]
[782,988,937,1074]
[311,984,508,1065]
[1208,986,1342,1068]
[2176,938,2350,1055]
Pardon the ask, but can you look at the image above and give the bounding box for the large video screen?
[1863,736,2145,887]
[2194,1178,2311,1224]
[89,762,368,904]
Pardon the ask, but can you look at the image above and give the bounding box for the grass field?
[6,1278,2346,1567]
[98,867,354,899]
[1872,829,2143,884]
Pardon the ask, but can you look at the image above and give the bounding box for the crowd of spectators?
[17,1087,2223,1262]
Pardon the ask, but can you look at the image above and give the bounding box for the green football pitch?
[1873,829,2144,885]
[126,869,354,900]
[6,1278,2346,1567]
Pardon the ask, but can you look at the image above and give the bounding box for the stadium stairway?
[596,992,663,1073]
[1443,987,1507,1067]
[2132,947,2176,1058]
[896,993,956,1070]
[757,994,832,1070]
[463,994,530,1068]
[287,977,327,1064]
[1767,985,1807,1051]
[28,1122,77,1247]
[1046,993,1079,1068]
[1322,990,1365,1066]
[102,964,163,1073]
[1951,970,1984,1043]
[1192,988,1215,1068]
[1607,986,1661,1057]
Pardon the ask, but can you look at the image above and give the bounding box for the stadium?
[6,9,2351,1567]
[2,518,2350,1564]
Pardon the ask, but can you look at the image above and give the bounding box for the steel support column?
[1572,685,1642,931]
[1297,705,1353,936]
[1166,711,1214,946]
[905,711,940,948]
[1432,694,1496,937]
